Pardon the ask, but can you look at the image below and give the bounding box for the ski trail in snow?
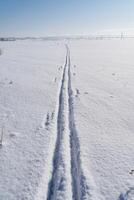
[67,46,92,200]
[47,48,72,200]
[47,45,102,200]
[67,46,85,200]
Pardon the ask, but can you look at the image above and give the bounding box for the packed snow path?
[47,45,91,200]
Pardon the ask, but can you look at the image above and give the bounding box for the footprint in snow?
[129,169,134,175]
[76,89,80,96]
[54,77,57,82]
[9,133,17,138]
[51,111,54,120]
[58,66,62,71]
[45,113,50,129]
[112,73,116,76]
[9,132,21,139]
[118,187,134,200]
[9,81,13,85]
[75,89,80,97]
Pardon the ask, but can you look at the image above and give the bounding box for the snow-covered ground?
[69,39,134,200]
[0,40,65,200]
[0,39,134,200]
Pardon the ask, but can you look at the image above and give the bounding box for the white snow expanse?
[0,39,134,200]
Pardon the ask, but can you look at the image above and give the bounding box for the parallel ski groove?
[47,45,89,200]
[67,46,90,200]
[47,49,72,200]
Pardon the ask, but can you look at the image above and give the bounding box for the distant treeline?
[1,35,134,42]
[0,38,16,41]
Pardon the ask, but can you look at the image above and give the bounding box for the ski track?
[47,46,72,200]
[47,45,91,200]
[67,46,91,200]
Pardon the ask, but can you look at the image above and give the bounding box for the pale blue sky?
[0,0,134,36]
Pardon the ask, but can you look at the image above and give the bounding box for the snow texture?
[0,39,134,200]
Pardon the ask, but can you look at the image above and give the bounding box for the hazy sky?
[0,0,134,36]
